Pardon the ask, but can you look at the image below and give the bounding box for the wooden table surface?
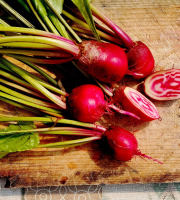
[0,0,179,188]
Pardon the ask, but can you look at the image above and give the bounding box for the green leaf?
[31,0,47,18]
[48,0,64,14]
[70,0,100,41]
[27,0,54,32]
[0,123,39,152]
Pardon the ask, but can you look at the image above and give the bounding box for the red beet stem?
[126,69,144,77]
[107,104,140,120]
[90,4,135,48]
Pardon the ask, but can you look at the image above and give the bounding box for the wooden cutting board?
[0,0,179,188]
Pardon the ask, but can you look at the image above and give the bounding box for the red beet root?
[113,86,160,121]
[126,41,155,79]
[105,126,138,161]
[144,68,180,100]
[76,40,128,83]
[105,126,162,163]
[67,84,106,123]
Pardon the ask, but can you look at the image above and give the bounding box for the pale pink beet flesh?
[76,40,128,83]
[144,68,180,100]
[113,86,160,121]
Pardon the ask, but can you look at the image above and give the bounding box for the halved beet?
[113,86,160,121]
[144,68,180,100]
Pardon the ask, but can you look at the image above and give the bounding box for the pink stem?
[107,104,140,120]
[90,4,135,48]
[73,128,103,136]
[39,127,103,136]
[0,49,74,58]
[94,125,107,132]
[8,54,74,65]
[3,27,75,46]
[126,69,144,77]
[44,33,76,45]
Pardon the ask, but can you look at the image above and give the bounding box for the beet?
[68,84,140,123]
[67,84,106,123]
[0,27,129,84]
[144,68,180,100]
[76,40,128,83]
[105,126,138,161]
[90,5,155,79]
[105,126,162,163]
[126,41,155,79]
[113,86,160,121]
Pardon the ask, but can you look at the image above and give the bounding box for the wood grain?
[0,0,179,188]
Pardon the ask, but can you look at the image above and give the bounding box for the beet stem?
[0,117,106,131]
[90,4,135,48]
[62,10,123,45]
[37,136,101,148]
[43,0,82,43]
[1,57,67,109]
[0,25,75,45]
[126,69,144,77]
[0,126,103,137]
[107,104,140,120]
[7,54,74,65]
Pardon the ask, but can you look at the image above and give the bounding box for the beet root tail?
[136,150,163,164]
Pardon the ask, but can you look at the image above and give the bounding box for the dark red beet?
[67,84,106,123]
[76,40,128,83]
[105,126,162,163]
[105,126,138,161]
[127,41,155,79]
